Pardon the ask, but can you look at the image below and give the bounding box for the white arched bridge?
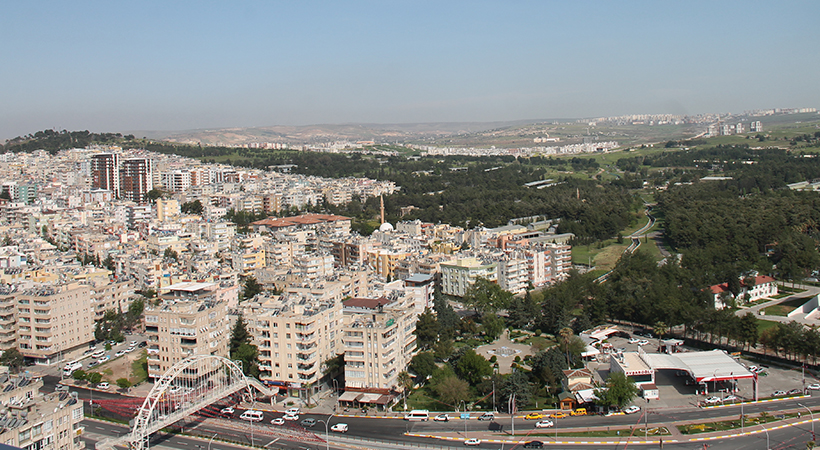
[96,355,275,450]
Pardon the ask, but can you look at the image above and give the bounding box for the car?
[464,439,482,446]
[169,386,181,394]
[637,340,650,346]
[138,341,147,348]
[300,418,317,428]
[285,407,301,415]
[97,382,110,390]
[330,423,348,433]
[271,417,285,425]
[787,389,803,395]
[549,412,568,419]
[525,412,546,420]
[87,360,99,368]
[570,408,587,416]
[433,414,450,422]
[605,410,625,416]
[55,384,69,392]
[129,340,137,347]
[283,414,298,421]
[748,365,758,372]
[523,441,544,449]
[623,405,641,414]
[628,337,640,344]
[220,407,235,415]
[98,356,110,364]
[722,395,739,402]
[477,412,495,421]
[615,347,626,354]
[124,347,134,353]
[535,420,554,428]
[773,390,787,397]
[704,396,721,404]
[807,383,820,390]
[115,350,126,357]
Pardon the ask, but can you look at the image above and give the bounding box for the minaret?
[380,194,385,225]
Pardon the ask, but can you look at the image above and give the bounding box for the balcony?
[296,342,316,351]
[296,352,316,362]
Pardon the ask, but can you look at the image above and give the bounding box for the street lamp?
[207,433,217,450]
[508,393,516,436]
[760,423,770,450]
[799,403,815,441]
[316,415,333,450]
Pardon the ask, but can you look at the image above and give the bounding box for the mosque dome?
[379,222,394,232]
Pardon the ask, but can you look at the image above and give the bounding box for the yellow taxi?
[524,412,547,420]
[549,411,569,419]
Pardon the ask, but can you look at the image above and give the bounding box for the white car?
[773,390,786,397]
[535,419,554,428]
[169,386,182,394]
[433,414,450,422]
[283,414,299,421]
[722,395,739,402]
[807,383,820,390]
[637,340,650,346]
[464,439,481,446]
[628,337,640,344]
[330,423,348,433]
[704,396,721,404]
[115,350,126,357]
[220,406,235,415]
[97,382,110,390]
[285,407,301,415]
[271,417,285,425]
[623,405,641,414]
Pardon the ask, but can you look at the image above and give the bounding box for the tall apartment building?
[91,153,119,198]
[341,296,417,392]
[120,158,153,204]
[0,293,16,352]
[240,294,343,394]
[440,257,497,297]
[144,282,230,381]
[0,375,85,450]
[14,283,94,364]
[156,198,180,222]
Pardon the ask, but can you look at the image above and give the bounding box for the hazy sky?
[2,1,818,140]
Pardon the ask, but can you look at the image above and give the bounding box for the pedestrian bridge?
[95,355,275,450]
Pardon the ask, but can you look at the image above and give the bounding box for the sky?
[1,1,819,141]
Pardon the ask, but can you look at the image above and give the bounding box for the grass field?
[762,296,811,316]
[757,319,780,334]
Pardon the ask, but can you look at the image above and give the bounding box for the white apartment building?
[440,257,497,297]
[145,282,230,381]
[341,296,417,392]
[496,252,529,295]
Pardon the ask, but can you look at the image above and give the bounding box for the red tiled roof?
[343,297,390,309]
[710,283,730,294]
[252,213,350,227]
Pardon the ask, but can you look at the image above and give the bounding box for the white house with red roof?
[710,275,777,309]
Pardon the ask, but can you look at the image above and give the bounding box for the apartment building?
[240,294,342,394]
[496,252,529,295]
[145,282,230,381]
[440,257,497,297]
[120,157,154,204]
[341,296,417,392]
[156,198,180,222]
[91,152,119,198]
[0,375,85,450]
[14,282,94,364]
[0,293,15,352]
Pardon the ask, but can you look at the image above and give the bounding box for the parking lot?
[594,331,820,409]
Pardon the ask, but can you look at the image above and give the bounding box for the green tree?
[0,348,24,373]
[454,349,492,386]
[499,370,534,412]
[229,315,259,377]
[181,199,204,215]
[654,321,669,349]
[462,277,513,317]
[558,327,574,370]
[87,372,103,385]
[163,248,179,261]
[481,314,505,341]
[241,276,263,300]
[409,351,437,382]
[116,378,132,390]
[397,371,413,410]
[434,375,470,410]
[414,308,439,350]
[594,371,639,410]
[433,338,454,361]
[72,370,87,382]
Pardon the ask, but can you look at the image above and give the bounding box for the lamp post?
[208,433,217,450]
[332,379,339,413]
[644,400,649,439]
[316,416,332,450]
[492,380,496,413]
[508,393,516,436]
[760,423,770,450]
[799,403,815,441]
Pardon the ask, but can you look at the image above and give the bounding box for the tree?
[409,351,437,382]
[462,277,513,317]
[0,348,24,373]
[397,371,413,410]
[163,248,179,261]
[72,370,87,382]
[594,371,639,410]
[229,315,259,376]
[499,370,534,412]
[414,308,439,350]
[654,321,669,350]
[181,200,204,215]
[433,338,454,361]
[87,372,103,385]
[242,276,263,301]
[116,378,132,390]
[558,327,574,370]
[434,375,470,410]
[481,314,505,341]
[454,349,492,386]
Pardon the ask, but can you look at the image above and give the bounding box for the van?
[478,412,495,421]
[63,362,82,376]
[570,408,587,416]
[91,350,105,359]
[404,410,429,421]
[240,410,264,422]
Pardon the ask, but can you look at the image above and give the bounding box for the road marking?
[264,438,280,447]
[94,426,105,430]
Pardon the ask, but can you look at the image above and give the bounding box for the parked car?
[704,396,721,404]
[535,420,554,428]
[98,356,110,364]
[138,341,147,348]
[623,405,641,414]
[169,386,181,394]
[87,360,99,368]
[330,423,348,433]
[97,382,110,390]
[722,395,739,402]
[433,414,450,422]
[464,439,481,446]
[55,384,69,392]
[115,350,126,357]
[773,390,787,397]
[300,418,317,428]
[787,389,803,395]
[628,337,640,344]
[807,383,820,390]
[525,412,546,420]
[271,418,285,425]
[523,441,544,449]
[220,407,235,415]
[637,340,650,346]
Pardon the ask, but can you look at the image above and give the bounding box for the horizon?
[2,1,819,141]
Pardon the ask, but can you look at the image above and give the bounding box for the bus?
[404,410,429,421]
[63,362,82,377]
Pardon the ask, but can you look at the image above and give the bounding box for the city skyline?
[2,1,819,141]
